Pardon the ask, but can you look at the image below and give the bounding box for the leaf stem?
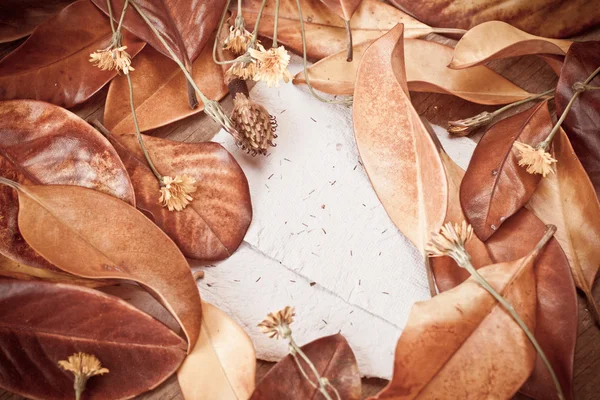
[455,225,565,400]
[424,255,438,297]
[0,176,20,191]
[430,27,467,36]
[538,66,600,150]
[294,0,352,105]
[90,119,111,138]
[344,20,352,62]
[273,0,280,47]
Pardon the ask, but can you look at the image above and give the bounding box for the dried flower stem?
[213,0,238,65]
[289,337,340,400]
[538,66,600,150]
[250,0,268,47]
[273,0,280,47]
[105,0,163,182]
[295,0,352,105]
[130,0,237,133]
[428,223,564,400]
[448,89,554,134]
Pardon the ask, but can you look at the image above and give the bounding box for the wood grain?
[0,23,599,400]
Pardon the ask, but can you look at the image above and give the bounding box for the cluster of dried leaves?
[0,0,598,399]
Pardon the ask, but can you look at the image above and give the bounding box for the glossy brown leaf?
[0,100,135,272]
[374,240,542,399]
[0,0,145,108]
[240,0,433,60]
[108,133,252,261]
[0,253,117,288]
[555,41,600,196]
[527,128,600,322]
[0,0,75,43]
[353,25,447,255]
[295,38,532,104]
[389,0,599,38]
[460,101,552,241]
[0,279,186,400]
[431,141,577,400]
[178,302,256,400]
[448,22,572,69]
[2,181,202,352]
[104,43,228,134]
[250,334,361,400]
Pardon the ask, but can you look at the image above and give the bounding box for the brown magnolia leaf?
[178,302,256,400]
[250,334,361,399]
[320,0,362,21]
[0,0,145,108]
[374,237,543,399]
[0,0,75,43]
[430,137,577,400]
[295,38,532,104]
[104,42,227,134]
[92,0,226,106]
[527,128,600,322]
[240,0,434,60]
[0,100,135,272]
[0,279,186,400]
[539,54,564,76]
[389,0,599,38]
[0,253,117,288]
[555,41,600,197]
[1,181,202,352]
[460,101,552,241]
[448,21,572,69]
[353,25,447,255]
[108,133,252,261]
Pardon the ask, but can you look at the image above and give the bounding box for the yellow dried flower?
[58,352,109,400]
[224,24,253,56]
[89,45,134,75]
[426,221,473,257]
[226,60,258,82]
[159,175,197,212]
[231,93,277,156]
[513,141,557,177]
[249,45,293,88]
[258,306,295,339]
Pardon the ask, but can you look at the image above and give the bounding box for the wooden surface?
[1,16,599,400]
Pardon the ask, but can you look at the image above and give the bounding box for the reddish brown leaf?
[107,133,252,261]
[374,236,543,399]
[389,0,599,38]
[250,334,361,400]
[240,0,433,60]
[2,181,202,352]
[104,43,227,134]
[527,128,600,323]
[0,0,75,43]
[353,25,447,256]
[0,100,135,272]
[0,0,145,108]
[431,130,577,400]
[0,279,186,400]
[448,22,571,69]
[294,38,532,104]
[555,41,600,197]
[460,101,552,241]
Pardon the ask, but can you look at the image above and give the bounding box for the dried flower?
[58,352,109,400]
[426,221,473,258]
[226,60,258,82]
[249,45,293,88]
[223,24,253,56]
[513,141,557,177]
[448,111,494,136]
[89,45,134,75]
[159,175,197,211]
[230,93,277,156]
[258,306,295,339]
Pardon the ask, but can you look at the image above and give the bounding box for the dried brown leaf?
[0,0,75,43]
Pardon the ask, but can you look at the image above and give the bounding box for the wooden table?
[0,19,599,400]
